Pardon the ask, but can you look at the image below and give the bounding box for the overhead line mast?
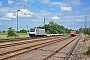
[44,17,45,29]
[85,16,87,28]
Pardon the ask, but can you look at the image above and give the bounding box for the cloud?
[6,12,16,19]
[0,17,11,20]
[0,2,2,6]
[8,0,14,5]
[60,6,72,11]
[70,0,83,6]
[0,9,33,20]
[83,7,90,10]
[39,10,47,13]
[15,1,30,8]
[18,9,33,17]
[51,2,68,6]
[51,16,60,20]
[23,0,33,2]
[76,19,83,22]
[23,20,31,22]
[40,0,50,3]
[32,20,44,22]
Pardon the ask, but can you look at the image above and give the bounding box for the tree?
[2,30,5,33]
[78,27,90,35]
[20,29,27,33]
[7,27,18,38]
[37,21,69,34]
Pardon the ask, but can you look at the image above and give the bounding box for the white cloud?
[32,20,44,22]
[23,0,33,2]
[60,6,72,11]
[6,12,16,19]
[0,2,2,6]
[18,9,33,17]
[39,10,47,13]
[40,0,50,3]
[76,19,83,22]
[0,9,33,20]
[83,7,90,10]
[51,2,68,6]
[51,16,60,20]
[8,0,14,5]
[0,17,11,20]
[71,0,83,6]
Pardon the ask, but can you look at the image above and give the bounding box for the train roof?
[71,30,76,31]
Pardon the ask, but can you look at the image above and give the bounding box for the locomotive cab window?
[30,29,35,32]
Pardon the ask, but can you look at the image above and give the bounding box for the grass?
[0,33,29,39]
[84,46,90,55]
[86,35,90,38]
[84,34,90,38]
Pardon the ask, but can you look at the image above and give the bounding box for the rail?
[43,36,79,60]
[0,36,70,60]
[64,36,81,60]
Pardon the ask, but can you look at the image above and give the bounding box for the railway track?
[0,35,70,60]
[0,36,62,48]
[12,35,80,60]
[43,35,80,60]
[0,35,65,43]
[0,36,56,43]
[64,36,81,60]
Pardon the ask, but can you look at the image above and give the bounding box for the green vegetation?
[78,27,90,35]
[1,21,90,39]
[20,29,27,33]
[86,35,90,38]
[7,27,18,38]
[38,21,72,34]
[0,27,29,39]
[0,33,29,39]
[85,46,90,55]
[0,21,72,39]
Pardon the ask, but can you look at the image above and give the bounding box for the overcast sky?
[0,0,90,31]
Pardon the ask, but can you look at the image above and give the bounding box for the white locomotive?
[29,28,46,37]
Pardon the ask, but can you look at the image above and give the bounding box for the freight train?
[70,30,76,36]
[29,28,47,37]
[29,28,76,37]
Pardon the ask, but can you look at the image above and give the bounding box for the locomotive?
[29,28,47,37]
[70,30,76,36]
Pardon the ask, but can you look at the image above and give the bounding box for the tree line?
[38,21,90,35]
[1,21,90,38]
[77,27,90,35]
[37,21,72,34]
[0,21,72,34]
[1,21,90,35]
[0,29,28,33]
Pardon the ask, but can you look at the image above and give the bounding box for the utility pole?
[27,24,28,36]
[85,16,87,29]
[44,17,45,29]
[17,10,20,38]
[84,16,87,35]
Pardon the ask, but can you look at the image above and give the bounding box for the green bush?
[85,46,90,55]
[7,27,18,38]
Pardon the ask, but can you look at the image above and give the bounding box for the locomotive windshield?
[30,28,35,32]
